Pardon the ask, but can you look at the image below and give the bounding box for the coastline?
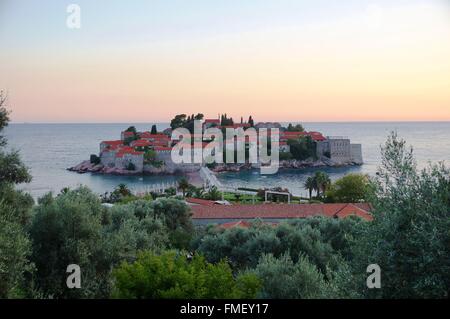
[68,158,362,176]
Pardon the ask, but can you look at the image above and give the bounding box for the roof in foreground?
[191,203,373,221]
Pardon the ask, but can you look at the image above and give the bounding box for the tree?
[205,186,221,201]
[150,198,193,249]
[193,221,342,273]
[304,176,316,199]
[248,116,254,127]
[90,154,101,165]
[0,91,10,147]
[112,251,261,299]
[105,200,170,258]
[288,136,316,161]
[194,113,204,121]
[0,92,34,298]
[286,123,304,132]
[352,132,450,298]
[143,149,157,165]
[177,178,190,197]
[251,253,334,299]
[125,162,136,171]
[0,202,33,298]
[29,187,111,298]
[313,171,331,197]
[170,114,187,130]
[150,125,157,135]
[125,126,137,134]
[325,174,370,203]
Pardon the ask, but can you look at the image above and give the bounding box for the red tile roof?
[280,131,327,142]
[186,198,217,207]
[139,132,170,140]
[115,146,143,158]
[102,140,123,146]
[191,203,372,221]
[204,119,220,124]
[131,139,152,147]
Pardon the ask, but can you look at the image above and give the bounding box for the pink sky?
[1,1,449,123]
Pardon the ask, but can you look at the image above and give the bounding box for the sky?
[0,0,449,123]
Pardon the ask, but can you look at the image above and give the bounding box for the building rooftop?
[191,203,373,221]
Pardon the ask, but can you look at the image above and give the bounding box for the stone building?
[316,138,363,165]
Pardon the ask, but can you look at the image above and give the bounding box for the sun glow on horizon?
[0,0,449,123]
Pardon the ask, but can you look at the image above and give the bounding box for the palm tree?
[178,178,190,197]
[206,186,221,201]
[116,183,131,197]
[314,171,331,197]
[304,177,316,199]
[193,187,205,199]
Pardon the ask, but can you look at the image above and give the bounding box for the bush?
[325,174,370,203]
[251,253,334,299]
[112,251,261,299]
[90,154,101,165]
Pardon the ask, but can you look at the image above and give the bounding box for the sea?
[4,122,450,199]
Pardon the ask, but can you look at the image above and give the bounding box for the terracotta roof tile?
[191,203,372,221]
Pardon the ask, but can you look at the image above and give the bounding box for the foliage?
[192,220,356,273]
[351,132,450,298]
[125,126,137,134]
[325,174,371,203]
[143,149,157,165]
[0,94,34,298]
[0,202,34,298]
[150,198,194,249]
[29,187,110,298]
[125,162,136,171]
[0,91,9,147]
[288,136,316,161]
[112,251,261,299]
[0,150,32,185]
[248,116,254,127]
[164,187,176,197]
[105,200,170,258]
[304,176,316,199]
[90,154,101,165]
[250,253,334,299]
[303,171,331,198]
[204,186,222,201]
[177,178,190,197]
[279,152,293,160]
[220,114,234,126]
[286,123,305,132]
[170,113,204,132]
[170,114,187,130]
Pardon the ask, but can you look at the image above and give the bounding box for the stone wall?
[100,151,116,168]
[350,144,363,164]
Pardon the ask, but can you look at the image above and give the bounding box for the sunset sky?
[0,0,449,123]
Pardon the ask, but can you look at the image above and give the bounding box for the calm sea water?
[5,122,450,199]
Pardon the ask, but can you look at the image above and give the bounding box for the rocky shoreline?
[67,160,179,176]
[210,158,361,173]
[69,157,361,176]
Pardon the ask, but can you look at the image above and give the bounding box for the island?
[68,114,363,176]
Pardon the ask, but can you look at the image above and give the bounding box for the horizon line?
[9,120,450,125]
